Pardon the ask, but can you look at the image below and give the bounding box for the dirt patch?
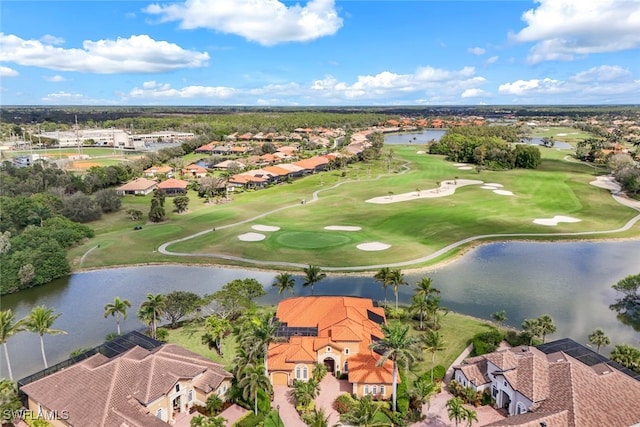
[72,161,101,169]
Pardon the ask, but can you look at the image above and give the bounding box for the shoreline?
[70,233,640,278]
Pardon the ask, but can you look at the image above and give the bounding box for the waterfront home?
[267,296,395,399]
[157,178,189,196]
[116,177,157,195]
[144,165,174,178]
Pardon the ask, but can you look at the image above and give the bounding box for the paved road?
[158,168,640,271]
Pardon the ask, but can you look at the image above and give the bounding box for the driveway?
[316,375,352,425]
[272,384,306,427]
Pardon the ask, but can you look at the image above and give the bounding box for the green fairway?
[72,144,640,272]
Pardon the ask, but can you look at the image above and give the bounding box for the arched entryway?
[323,357,335,374]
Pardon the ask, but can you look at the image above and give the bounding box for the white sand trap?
[484,183,503,188]
[366,179,483,204]
[238,232,266,241]
[481,185,496,189]
[357,242,391,251]
[590,175,621,193]
[453,163,468,167]
[324,226,362,231]
[533,215,581,226]
[493,190,514,196]
[416,150,426,154]
[458,166,473,170]
[557,133,567,136]
[252,225,280,232]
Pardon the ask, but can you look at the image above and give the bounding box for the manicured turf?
[71,143,640,271]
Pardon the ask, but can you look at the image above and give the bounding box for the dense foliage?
[610,273,640,331]
[429,126,541,170]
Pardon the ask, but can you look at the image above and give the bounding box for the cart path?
[158,170,640,272]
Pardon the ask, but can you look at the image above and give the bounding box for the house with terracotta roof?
[20,343,233,427]
[293,156,329,174]
[267,296,395,399]
[453,340,640,427]
[157,178,189,196]
[116,177,157,195]
[182,164,208,178]
[144,165,174,178]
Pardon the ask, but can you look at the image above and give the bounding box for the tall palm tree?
[537,314,556,343]
[369,321,418,413]
[421,330,446,381]
[243,312,281,371]
[412,377,437,409]
[588,328,611,354]
[341,395,389,427]
[521,318,542,345]
[303,408,330,427]
[203,315,231,356]
[302,265,326,296]
[464,407,479,427]
[25,305,67,369]
[138,293,167,339]
[414,277,440,301]
[103,296,131,335]
[388,269,407,311]
[273,272,295,296]
[0,309,26,381]
[411,294,429,330]
[237,363,272,415]
[290,379,320,408]
[491,310,507,330]
[374,267,392,302]
[446,397,466,427]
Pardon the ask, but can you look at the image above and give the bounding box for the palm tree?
[421,330,446,381]
[411,294,429,330]
[273,272,295,295]
[521,318,542,345]
[302,265,326,296]
[446,397,466,427]
[237,363,271,415]
[414,277,440,301]
[388,269,407,311]
[588,328,611,354]
[373,267,392,302]
[139,293,167,339]
[464,407,478,426]
[303,408,330,427]
[412,377,437,409]
[243,312,280,371]
[491,310,507,330]
[25,305,67,369]
[341,395,389,427]
[369,321,418,413]
[202,315,231,356]
[291,379,320,408]
[103,297,131,335]
[537,314,556,343]
[0,309,26,381]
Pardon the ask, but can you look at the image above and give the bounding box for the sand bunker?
[458,166,473,170]
[480,185,496,190]
[484,183,503,188]
[493,190,514,196]
[416,151,426,154]
[366,179,483,204]
[590,176,621,193]
[324,226,362,231]
[357,242,391,251]
[238,232,266,241]
[453,163,468,167]
[252,225,280,232]
[533,216,581,226]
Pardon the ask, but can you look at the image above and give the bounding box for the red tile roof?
[157,178,189,189]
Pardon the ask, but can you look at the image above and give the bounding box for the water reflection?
[2,240,639,380]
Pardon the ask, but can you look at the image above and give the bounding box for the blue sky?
[1,0,639,106]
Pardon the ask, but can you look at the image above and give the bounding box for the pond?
[2,239,639,381]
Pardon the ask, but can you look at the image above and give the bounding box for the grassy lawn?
[165,322,238,372]
[70,144,640,271]
[530,126,592,144]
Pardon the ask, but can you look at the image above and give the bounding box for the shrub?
[396,371,410,415]
[333,393,355,414]
[155,327,169,342]
[234,412,263,427]
[470,328,503,356]
[422,365,446,382]
[480,390,495,406]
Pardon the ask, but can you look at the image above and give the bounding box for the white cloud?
[0,33,209,73]
[498,65,640,101]
[461,88,490,98]
[44,75,66,82]
[144,0,343,46]
[129,81,237,99]
[485,56,499,65]
[0,66,18,77]
[513,0,640,63]
[40,34,64,45]
[468,47,486,55]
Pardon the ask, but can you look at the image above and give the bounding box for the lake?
[2,240,639,381]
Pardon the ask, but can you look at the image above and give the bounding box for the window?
[372,386,377,396]
[326,346,332,353]
[364,385,369,395]
[156,409,163,420]
[344,348,350,355]
[343,361,349,372]
[517,403,527,414]
[380,385,385,396]
[175,384,180,393]
[188,390,193,402]
[504,381,507,387]
[492,386,498,398]
[296,367,301,378]
[303,366,308,380]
